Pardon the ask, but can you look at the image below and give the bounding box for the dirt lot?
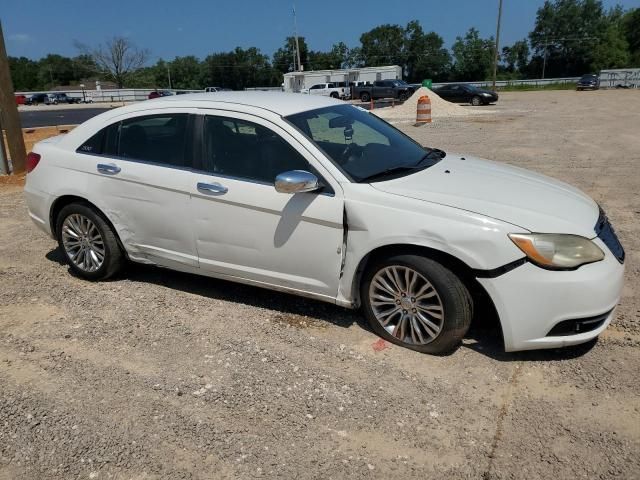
[1,90,639,480]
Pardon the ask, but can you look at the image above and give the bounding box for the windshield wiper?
[415,148,446,166]
[357,165,423,183]
[357,148,445,183]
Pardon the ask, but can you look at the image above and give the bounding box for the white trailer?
[283,65,402,93]
[599,68,640,89]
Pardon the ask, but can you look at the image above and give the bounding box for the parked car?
[577,74,600,91]
[148,90,173,99]
[49,93,81,104]
[25,93,51,105]
[15,94,27,105]
[301,83,349,99]
[24,92,624,354]
[205,87,223,93]
[435,84,499,106]
[352,79,415,102]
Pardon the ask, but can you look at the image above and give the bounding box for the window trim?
[198,112,335,195]
[76,113,195,171]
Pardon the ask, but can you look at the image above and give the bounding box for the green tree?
[202,47,278,90]
[591,16,630,71]
[501,39,530,73]
[404,21,450,82]
[9,57,41,91]
[622,8,640,66]
[273,37,309,73]
[167,56,202,89]
[37,54,76,87]
[359,24,406,67]
[357,21,450,81]
[451,28,495,81]
[529,0,613,76]
[307,42,350,70]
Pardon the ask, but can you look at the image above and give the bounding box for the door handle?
[197,182,228,194]
[97,163,121,175]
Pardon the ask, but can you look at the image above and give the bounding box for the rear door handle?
[197,182,228,194]
[97,163,121,175]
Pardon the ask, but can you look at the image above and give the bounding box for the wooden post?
[0,21,26,174]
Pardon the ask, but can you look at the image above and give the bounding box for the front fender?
[336,193,527,306]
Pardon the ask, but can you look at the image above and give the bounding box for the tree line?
[9,0,640,92]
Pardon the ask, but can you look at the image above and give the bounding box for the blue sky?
[2,0,638,61]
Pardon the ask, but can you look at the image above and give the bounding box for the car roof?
[132,91,342,117]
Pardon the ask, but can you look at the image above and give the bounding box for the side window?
[202,116,310,184]
[77,122,119,156]
[118,114,189,167]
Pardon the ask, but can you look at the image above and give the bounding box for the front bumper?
[478,237,624,352]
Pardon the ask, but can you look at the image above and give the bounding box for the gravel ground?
[1,89,639,480]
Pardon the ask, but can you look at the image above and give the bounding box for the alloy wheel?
[368,265,444,345]
[61,214,105,272]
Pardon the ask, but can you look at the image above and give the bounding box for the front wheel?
[470,96,482,106]
[361,255,472,354]
[56,203,125,281]
[360,92,371,102]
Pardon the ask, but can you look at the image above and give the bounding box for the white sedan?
[24,92,625,354]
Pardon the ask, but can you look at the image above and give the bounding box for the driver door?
[188,112,345,299]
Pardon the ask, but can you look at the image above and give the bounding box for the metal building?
[283,65,402,93]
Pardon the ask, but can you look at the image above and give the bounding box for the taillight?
[26,152,41,173]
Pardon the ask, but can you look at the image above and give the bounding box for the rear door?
[78,109,199,268]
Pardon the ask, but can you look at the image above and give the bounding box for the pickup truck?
[301,83,350,100]
[352,79,415,102]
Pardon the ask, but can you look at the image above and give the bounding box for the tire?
[330,92,339,99]
[361,254,472,355]
[56,203,125,281]
[399,91,409,101]
[360,92,371,102]
[470,96,482,106]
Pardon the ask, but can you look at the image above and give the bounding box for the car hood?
[370,154,599,237]
[477,89,498,96]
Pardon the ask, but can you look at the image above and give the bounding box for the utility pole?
[293,2,302,71]
[167,65,172,89]
[542,40,548,79]
[491,0,503,90]
[0,21,26,174]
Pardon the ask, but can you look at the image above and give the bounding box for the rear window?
[76,123,119,155]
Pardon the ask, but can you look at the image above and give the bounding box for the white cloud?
[8,33,32,43]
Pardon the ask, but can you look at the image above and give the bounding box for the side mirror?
[275,170,320,194]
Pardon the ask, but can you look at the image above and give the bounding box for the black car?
[50,93,81,104]
[435,84,498,106]
[577,74,599,91]
[25,93,50,106]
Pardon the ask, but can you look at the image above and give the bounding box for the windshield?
[285,105,443,182]
[464,84,479,92]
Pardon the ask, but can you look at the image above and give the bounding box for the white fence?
[431,77,581,89]
[16,73,638,104]
[16,89,202,103]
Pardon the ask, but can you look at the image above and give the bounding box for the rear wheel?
[56,203,125,281]
[330,92,339,99]
[360,92,371,102]
[361,254,472,354]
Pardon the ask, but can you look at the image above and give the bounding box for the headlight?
[508,233,604,270]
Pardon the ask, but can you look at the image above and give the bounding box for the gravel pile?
[372,87,475,121]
